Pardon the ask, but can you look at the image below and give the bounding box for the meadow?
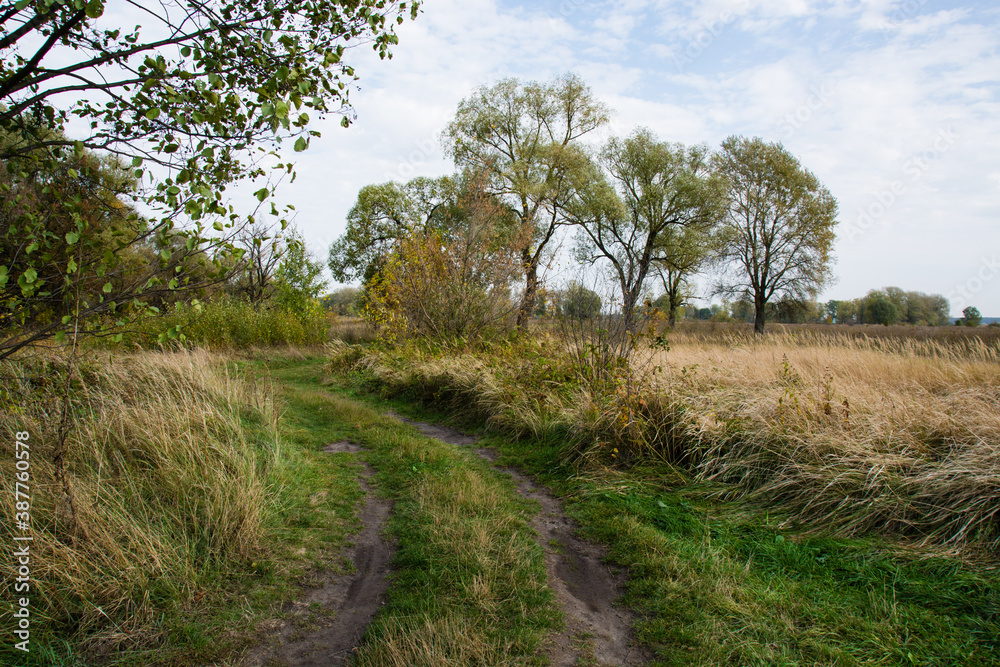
[349,320,1000,554]
[1,317,997,665]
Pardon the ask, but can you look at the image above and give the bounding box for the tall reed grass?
[0,349,281,657]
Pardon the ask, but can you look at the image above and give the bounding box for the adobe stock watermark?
[382,134,441,183]
[948,254,999,314]
[881,0,929,32]
[10,430,32,653]
[841,126,959,244]
[553,0,587,19]
[777,80,837,138]
[672,4,747,72]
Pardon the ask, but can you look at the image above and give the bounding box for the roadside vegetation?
[346,321,1000,554]
[331,318,1000,664]
[0,349,364,666]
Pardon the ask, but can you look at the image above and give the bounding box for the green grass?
[268,354,561,665]
[0,350,365,667]
[338,350,1000,667]
[111,359,367,667]
[468,429,1000,666]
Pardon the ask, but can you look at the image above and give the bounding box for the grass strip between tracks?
[265,353,559,666]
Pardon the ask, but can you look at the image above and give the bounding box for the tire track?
[389,412,648,666]
[244,442,393,667]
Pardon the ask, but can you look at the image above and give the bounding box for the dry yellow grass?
[0,349,280,652]
[357,325,1000,552]
[633,328,1000,550]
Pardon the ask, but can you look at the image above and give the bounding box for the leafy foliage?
[868,296,900,326]
[0,0,419,356]
[712,136,838,333]
[561,281,601,320]
[274,228,327,313]
[961,306,983,327]
[571,129,723,331]
[444,73,610,328]
[362,174,527,342]
[328,176,459,284]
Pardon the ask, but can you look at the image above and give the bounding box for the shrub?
[363,179,528,343]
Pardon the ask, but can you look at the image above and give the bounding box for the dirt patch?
[388,412,648,666]
[243,459,393,667]
[323,440,366,454]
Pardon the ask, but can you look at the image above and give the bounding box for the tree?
[712,136,838,334]
[654,222,713,327]
[363,172,527,341]
[825,300,840,323]
[562,281,601,320]
[274,228,327,313]
[961,306,982,327]
[0,0,419,357]
[571,130,723,332]
[231,218,288,305]
[328,176,458,284]
[869,296,899,326]
[0,130,243,358]
[444,73,610,330]
[321,287,360,315]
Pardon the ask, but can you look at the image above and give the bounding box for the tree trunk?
[517,254,538,331]
[668,289,682,328]
[754,296,767,334]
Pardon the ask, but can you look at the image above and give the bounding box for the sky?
[268,0,999,317]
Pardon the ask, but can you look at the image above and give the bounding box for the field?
[353,320,1000,554]
[1,320,998,665]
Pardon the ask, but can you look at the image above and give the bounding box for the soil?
[243,445,394,667]
[389,412,649,666]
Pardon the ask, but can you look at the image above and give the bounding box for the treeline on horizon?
[321,283,982,327]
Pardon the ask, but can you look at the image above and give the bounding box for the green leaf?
[67,257,78,274]
[55,331,66,343]
[181,45,191,57]
[132,157,143,167]
[66,232,80,245]
[163,143,179,153]
[23,268,37,284]
[0,266,7,287]
[145,107,161,120]
[254,188,269,202]
[67,168,79,178]
[294,136,307,152]
[103,282,113,293]
[85,0,104,19]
